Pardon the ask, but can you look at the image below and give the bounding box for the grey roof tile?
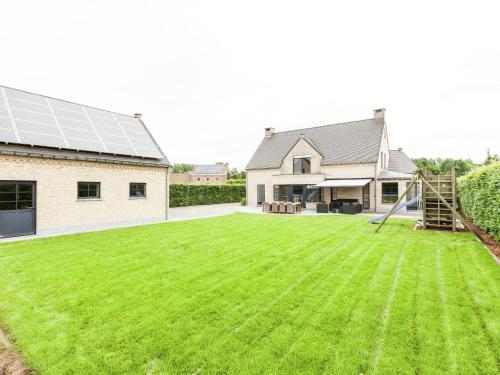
[246,118,385,170]
[377,170,413,180]
[388,149,416,174]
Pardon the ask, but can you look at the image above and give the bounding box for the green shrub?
[241,197,247,206]
[170,184,246,207]
[458,163,500,241]
[226,179,246,186]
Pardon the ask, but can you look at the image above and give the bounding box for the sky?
[1,1,499,169]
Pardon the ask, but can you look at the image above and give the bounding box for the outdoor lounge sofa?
[342,202,363,214]
[329,199,360,214]
[316,202,329,213]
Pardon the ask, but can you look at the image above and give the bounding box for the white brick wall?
[0,155,168,232]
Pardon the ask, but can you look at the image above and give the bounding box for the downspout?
[166,166,170,220]
[374,163,377,212]
[245,170,248,205]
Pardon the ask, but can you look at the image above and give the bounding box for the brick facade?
[0,155,168,234]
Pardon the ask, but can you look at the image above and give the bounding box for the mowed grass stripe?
[320,236,408,374]
[227,232,385,371]
[451,242,500,371]
[0,214,498,374]
[436,248,457,374]
[266,234,391,372]
[440,239,499,373]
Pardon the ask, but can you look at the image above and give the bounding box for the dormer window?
[293,156,311,174]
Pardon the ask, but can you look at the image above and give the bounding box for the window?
[306,185,322,202]
[0,183,33,210]
[78,182,100,200]
[273,185,289,201]
[257,184,265,205]
[293,157,311,174]
[362,184,370,209]
[129,183,146,198]
[207,178,209,181]
[382,183,398,203]
[332,187,337,199]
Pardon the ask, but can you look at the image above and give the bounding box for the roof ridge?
[271,117,383,135]
[0,84,137,119]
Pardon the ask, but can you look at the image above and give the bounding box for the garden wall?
[170,184,245,207]
[458,163,500,241]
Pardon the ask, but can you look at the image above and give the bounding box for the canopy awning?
[315,178,372,188]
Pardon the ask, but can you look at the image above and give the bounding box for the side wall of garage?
[0,155,167,235]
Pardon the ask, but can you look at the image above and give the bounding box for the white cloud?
[1,0,498,168]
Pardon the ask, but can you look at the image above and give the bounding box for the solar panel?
[0,86,164,159]
[194,165,225,174]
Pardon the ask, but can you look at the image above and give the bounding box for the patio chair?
[271,202,279,213]
[285,202,295,214]
[279,202,286,213]
[262,202,271,213]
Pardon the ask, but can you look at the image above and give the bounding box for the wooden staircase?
[422,168,458,231]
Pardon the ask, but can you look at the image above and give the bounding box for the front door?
[0,181,36,238]
[257,184,265,205]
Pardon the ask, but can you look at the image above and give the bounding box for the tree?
[484,149,500,165]
[227,168,246,180]
[171,163,193,173]
[412,158,476,177]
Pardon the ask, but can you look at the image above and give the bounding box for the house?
[170,163,229,185]
[0,85,170,238]
[245,108,417,212]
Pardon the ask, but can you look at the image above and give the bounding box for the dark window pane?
[302,158,311,174]
[293,157,311,174]
[0,192,17,202]
[0,184,16,193]
[129,183,146,198]
[0,202,16,210]
[18,192,32,201]
[306,185,321,202]
[382,183,399,203]
[78,182,100,199]
[293,159,302,174]
[17,184,33,193]
[17,200,32,209]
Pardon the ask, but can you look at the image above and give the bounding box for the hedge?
[170,184,246,208]
[458,163,500,241]
[225,179,246,185]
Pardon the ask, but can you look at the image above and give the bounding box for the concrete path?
[0,203,419,243]
[168,203,253,221]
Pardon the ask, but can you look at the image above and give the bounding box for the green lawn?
[0,213,498,374]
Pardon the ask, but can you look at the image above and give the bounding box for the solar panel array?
[194,165,226,174]
[0,86,164,159]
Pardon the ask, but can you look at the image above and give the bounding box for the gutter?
[0,149,168,168]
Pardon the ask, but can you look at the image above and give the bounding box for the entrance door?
[406,181,418,211]
[257,184,265,205]
[0,181,36,238]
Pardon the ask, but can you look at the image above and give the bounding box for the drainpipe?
[374,164,377,212]
[166,167,170,220]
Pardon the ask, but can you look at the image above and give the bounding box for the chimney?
[373,108,385,120]
[265,127,275,137]
[134,113,142,120]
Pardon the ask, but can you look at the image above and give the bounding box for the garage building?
[0,85,170,238]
